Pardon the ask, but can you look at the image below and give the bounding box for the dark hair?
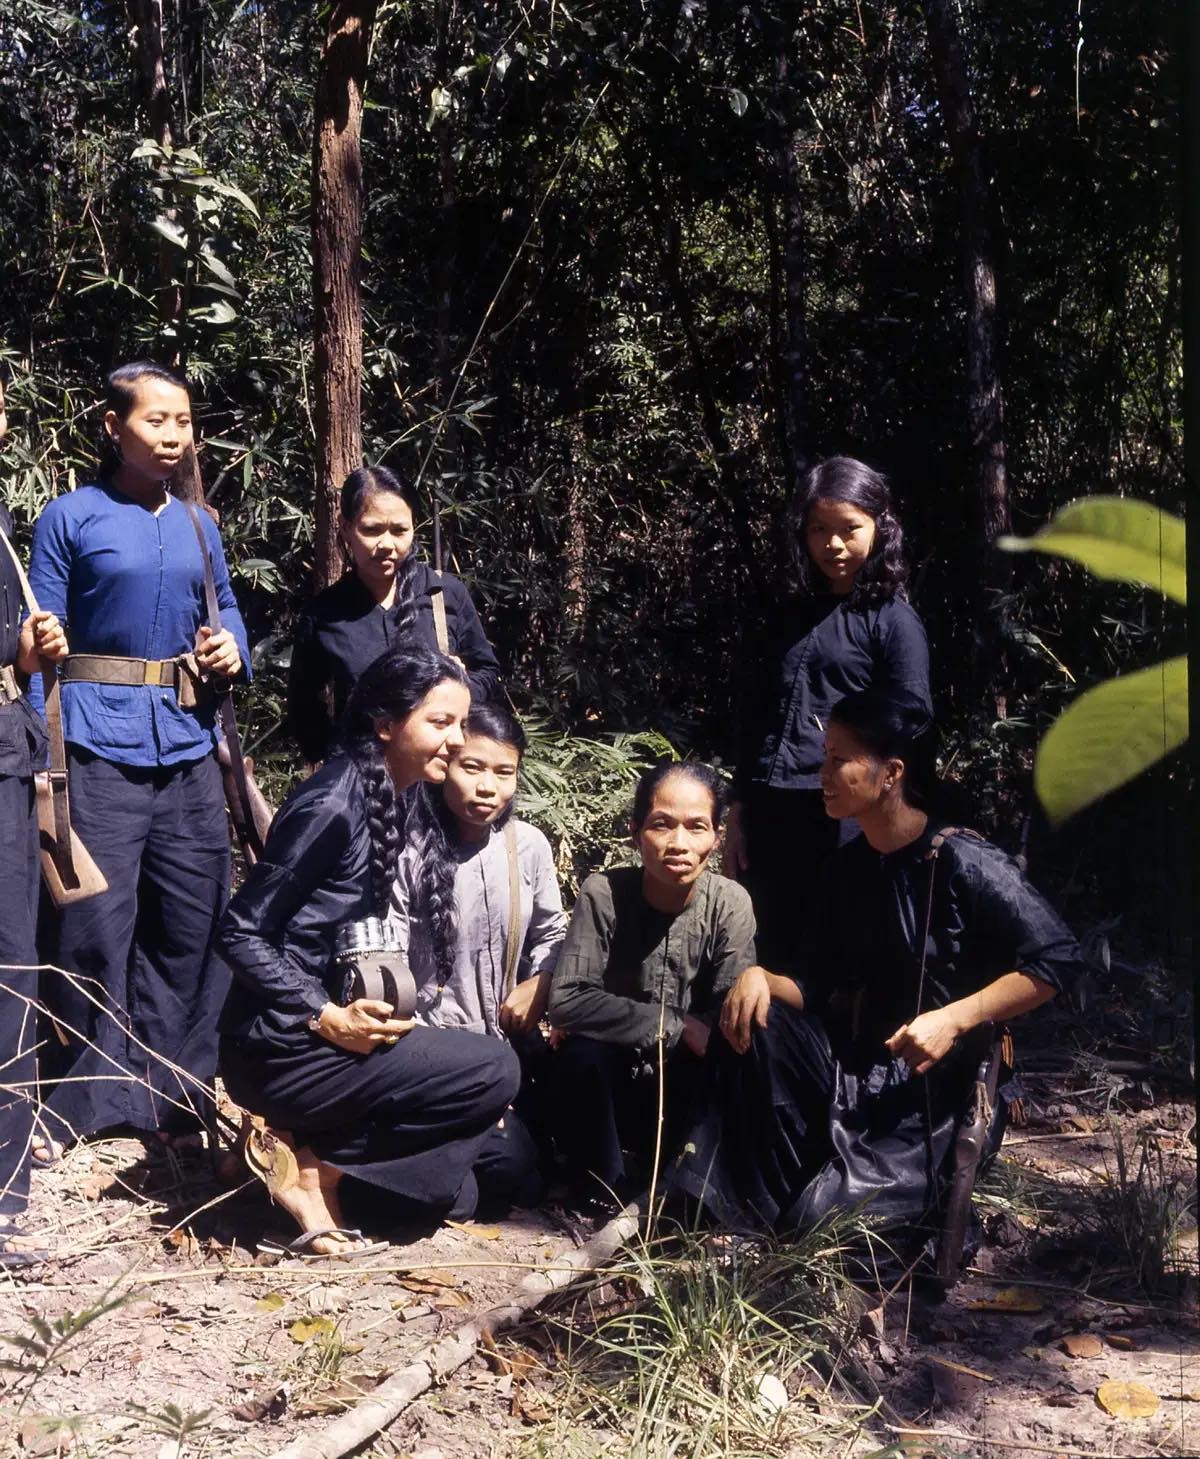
[631,761,729,833]
[339,646,469,977]
[464,700,527,758]
[99,361,191,477]
[784,456,909,604]
[340,464,422,640]
[827,689,941,812]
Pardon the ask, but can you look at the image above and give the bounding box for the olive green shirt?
[548,867,757,1049]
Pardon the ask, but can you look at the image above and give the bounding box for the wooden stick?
[885,1422,1181,1457]
[264,1204,642,1459]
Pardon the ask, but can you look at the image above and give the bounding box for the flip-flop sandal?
[257,1227,389,1261]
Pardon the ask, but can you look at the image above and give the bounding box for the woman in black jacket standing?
[287,465,501,765]
[724,457,930,975]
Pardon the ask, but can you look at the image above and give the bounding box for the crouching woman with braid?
[217,647,520,1258]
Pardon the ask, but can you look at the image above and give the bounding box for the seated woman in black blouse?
[672,689,1080,1239]
[287,465,501,765]
[218,645,522,1258]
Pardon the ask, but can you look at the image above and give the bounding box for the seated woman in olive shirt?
[547,762,760,1209]
[288,465,501,765]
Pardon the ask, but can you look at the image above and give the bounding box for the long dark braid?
[409,783,460,988]
[340,644,468,916]
[339,464,422,640]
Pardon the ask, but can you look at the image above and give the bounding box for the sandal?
[257,1227,389,1261]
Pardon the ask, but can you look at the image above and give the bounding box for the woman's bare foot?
[31,1134,64,1167]
[265,1134,376,1257]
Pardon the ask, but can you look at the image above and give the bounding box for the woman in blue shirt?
[28,361,250,1152]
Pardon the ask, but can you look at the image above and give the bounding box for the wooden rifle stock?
[216,739,274,866]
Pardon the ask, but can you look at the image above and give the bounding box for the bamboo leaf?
[1034,656,1188,827]
[998,496,1186,604]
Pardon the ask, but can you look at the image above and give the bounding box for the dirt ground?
[2,1081,1196,1458]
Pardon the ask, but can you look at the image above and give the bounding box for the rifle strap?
[502,819,522,1000]
[183,500,264,861]
[0,522,76,883]
[431,573,450,655]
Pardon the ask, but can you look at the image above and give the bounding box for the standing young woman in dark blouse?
[725,457,930,975]
[219,646,523,1257]
[0,377,69,1267]
[28,362,250,1153]
[287,465,501,765]
[673,690,1080,1237]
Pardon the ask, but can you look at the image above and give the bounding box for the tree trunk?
[126,0,183,332]
[923,0,1010,556]
[311,1,377,591]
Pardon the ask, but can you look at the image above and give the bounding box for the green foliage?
[1000,499,1186,827]
[999,497,1186,606]
[544,1222,874,1458]
[518,711,678,898]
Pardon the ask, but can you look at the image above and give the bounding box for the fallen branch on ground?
[264,1203,642,1459]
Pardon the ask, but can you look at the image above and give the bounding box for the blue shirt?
[27,482,251,767]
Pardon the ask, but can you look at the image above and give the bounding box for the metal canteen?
[333,917,418,1020]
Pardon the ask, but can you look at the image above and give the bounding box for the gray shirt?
[389,818,567,1039]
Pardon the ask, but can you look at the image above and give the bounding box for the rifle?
[183,501,274,865]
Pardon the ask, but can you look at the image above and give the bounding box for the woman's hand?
[313,999,415,1056]
[884,1007,962,1075]
[17,610,68,674]
[679,1013,711,1058]
[719,965,772,1055]
[723,800,749,879]
[499,971,550,1037]
[195,625,242,678]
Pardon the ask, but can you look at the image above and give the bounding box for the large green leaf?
[998,497,1186,604]
[1034,655,1188,827]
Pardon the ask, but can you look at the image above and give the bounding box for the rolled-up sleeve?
[965,843,1081,997]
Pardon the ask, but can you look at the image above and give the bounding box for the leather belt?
[62,654,185,694]
[0,663,20,705]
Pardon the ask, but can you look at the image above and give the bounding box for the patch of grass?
[530,1218,881,1459]
[1085,1120,1197,1294]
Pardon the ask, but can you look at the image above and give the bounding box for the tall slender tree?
[312,0,377,590]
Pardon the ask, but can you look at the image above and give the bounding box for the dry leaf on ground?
[445,1220,502,1241]
[288,1316,335,1344]
[1095,1379,1160,1418]
[255,1291,286,1313]
[1105,1332,1140,1351]
[231,1385,288,1423]
[1061,1333,1103,1358]
[965,1286,1045,1314]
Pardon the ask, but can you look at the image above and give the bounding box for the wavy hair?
[98,361,192,478]
[339,645,468,938]
[340,464,422,640]
[784,456,909,605]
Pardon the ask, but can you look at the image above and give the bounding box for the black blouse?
[799,823,1081,1058]
[287,563,502,763]
[0,503,48,778]
[217,755,374,1047]
[734,593,930,795]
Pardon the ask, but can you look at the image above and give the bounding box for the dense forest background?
[0,1,1185,964]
